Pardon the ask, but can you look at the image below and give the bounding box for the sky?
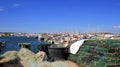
[0,0,120,33]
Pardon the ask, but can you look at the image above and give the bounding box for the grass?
[68,39,120,67]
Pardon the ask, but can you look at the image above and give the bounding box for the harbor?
[0,0,120,66]
[0,33,120,67]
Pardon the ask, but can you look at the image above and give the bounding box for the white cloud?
[13,3,21,7]
[113,25,120,29]
[0,6,5,11]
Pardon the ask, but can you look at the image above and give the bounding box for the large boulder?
[0,51,18,64]
[35,51,47,63]
[18,48,47,63]
[17,48,36,62]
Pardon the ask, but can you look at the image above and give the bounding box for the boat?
[0,41,5,47]
[0,41,6,51]
[18,43,31,49]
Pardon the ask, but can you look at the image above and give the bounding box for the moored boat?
[0,41,5,47]
[0,41,6,51]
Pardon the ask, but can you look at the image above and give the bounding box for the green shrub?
[68,40,120,67]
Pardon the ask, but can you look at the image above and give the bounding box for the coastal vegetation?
[68,39,120,67]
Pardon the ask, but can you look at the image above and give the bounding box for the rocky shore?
[0,48,78,67]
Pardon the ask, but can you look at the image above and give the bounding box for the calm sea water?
[0,36,40,54]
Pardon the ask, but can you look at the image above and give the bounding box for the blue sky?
[0,0,120,33]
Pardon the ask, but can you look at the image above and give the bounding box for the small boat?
[0,41,6,51]
[18,43,31,49]
[0,41,5,47]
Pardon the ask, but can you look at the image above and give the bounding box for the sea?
[0,36,40,54]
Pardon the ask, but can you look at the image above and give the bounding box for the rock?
[29,61,52,67]
[0,48,74,67]
[51,61,69,67]
[63,60,78,67]
[0,51,18,64]
[17,48,36,62]
[18,48,47,63]
[1,51,18,57]
[35,51,47,62]
[29,61,69,67]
